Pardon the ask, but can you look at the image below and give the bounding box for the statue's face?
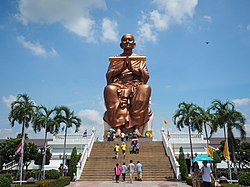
[120,34,136,50]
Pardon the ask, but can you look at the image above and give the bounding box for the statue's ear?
[120,43,123,49]
[133,42,136,49]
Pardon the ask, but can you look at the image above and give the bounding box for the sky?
[0,0,250,140]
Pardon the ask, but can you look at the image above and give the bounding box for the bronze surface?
[103,34,152,136]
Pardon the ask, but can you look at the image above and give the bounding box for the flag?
[61,125,65,133]
[163,119,168,126]
[223,140,230,161]
[167,130,170,140]
[191,124,195,131]
[207,144,214,158]
[15,140,22,156]
[83,129,87,137]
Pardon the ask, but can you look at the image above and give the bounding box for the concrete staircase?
[79,141,175,181]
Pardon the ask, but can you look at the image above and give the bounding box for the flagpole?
[19,119,25,185]
[224,124,232,183]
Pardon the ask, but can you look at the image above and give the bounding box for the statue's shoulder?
[131,53,141,56]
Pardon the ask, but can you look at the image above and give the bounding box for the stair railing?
[161,128,180,180]
[2,160,18,171]
[76,127,96,180]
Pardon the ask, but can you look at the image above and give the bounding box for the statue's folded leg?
[129,84,151,136]
[104,85,131,136]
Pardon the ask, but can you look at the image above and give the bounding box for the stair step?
[80,141,175,181]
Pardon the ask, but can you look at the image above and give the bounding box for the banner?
[223,140,230,161]
[207,144,214,158]
[167,130,171,141]
[163,119,168,126]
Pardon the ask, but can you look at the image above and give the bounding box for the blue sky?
[0,0,250,140]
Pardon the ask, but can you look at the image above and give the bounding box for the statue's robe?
[103,54,152,129]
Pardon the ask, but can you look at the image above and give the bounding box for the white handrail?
[161,129,180,180]
[2,160,18,170]
[76,128,96,180]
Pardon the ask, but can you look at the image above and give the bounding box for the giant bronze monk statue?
[103,34,152,137]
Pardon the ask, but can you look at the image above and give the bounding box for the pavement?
[66,181,191,187]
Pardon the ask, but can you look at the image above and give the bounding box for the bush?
[238,172,250,186]
[36,176,70,187]
[45,169,60,179]
[16,184,39,187]
[69,147,78,180]
[0,173,13,183]
[0,175,11,187]
[221,184,241,187]
[30,170,40,180]
[178,146,188,180]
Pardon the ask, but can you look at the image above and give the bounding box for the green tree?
[23,142,38,171]
[16,133,29,139]
[194,106,214,143]
[68,147,78,180]
[0,138,37,173]
[238,142,250,169]
[178,146,188,180]
[55,106,81,176]
[8,94,36,181]
[173,102,202,161]
[0,138,20,170]
[209,100,246,164]
[34,148,52,167]
[33,105,60,179]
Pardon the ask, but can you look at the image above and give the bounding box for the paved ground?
[66,181,191,187]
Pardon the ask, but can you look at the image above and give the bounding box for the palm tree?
[194,106,214,144]
[8,93,36,182]
[33,105,60,179]
[209,100,246,171]
[55,106,81,176]
[173,102,202,161]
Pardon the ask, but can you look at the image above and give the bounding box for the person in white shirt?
[121,132,125,142]
[121,162,127,181]
[201,161,215,187]
[128,160,135,183]
[136,161,143,181]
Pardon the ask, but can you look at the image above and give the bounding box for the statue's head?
[120,34,136,50]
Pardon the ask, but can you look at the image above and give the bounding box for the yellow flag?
[207,144,214,158]
[164,119,168,126]
[223,140,230,161]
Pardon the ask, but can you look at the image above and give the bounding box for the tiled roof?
[0,138,53,148]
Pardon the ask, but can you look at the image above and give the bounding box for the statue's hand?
[127,61,140,75]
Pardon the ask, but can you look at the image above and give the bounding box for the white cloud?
[17,0,107,42]
[232,98,250,106]
[203,15,212,22]
[137,0,198,42]
[150,10,169,31]
[78,109,103,125]
[137,20,157,42]
[0,129,16,139]
[77,109,103,138]
[153,0,198,23]
[101,18,118,42]
[17,35,58,57]
[2,95,17,108]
